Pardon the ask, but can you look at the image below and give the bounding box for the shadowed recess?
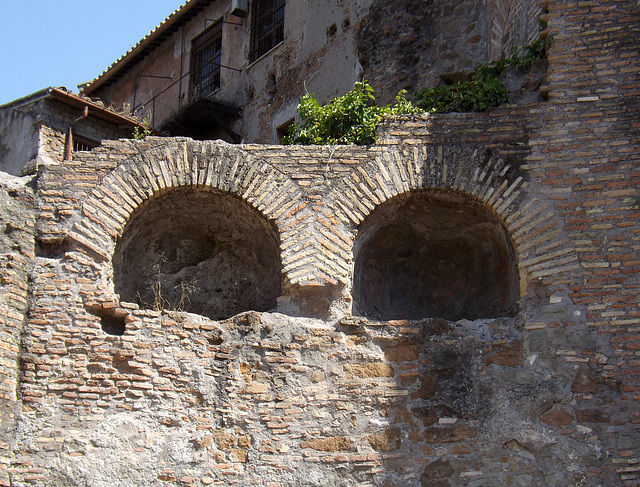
[113,188,282,320]
[353,191,519,321]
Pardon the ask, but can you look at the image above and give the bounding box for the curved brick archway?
[62,139,578,322]
[112,187,283,320]
[64,139,360,297]
[63,140,306,315]
[328,145,578,295]
[352,189,519,321]
[67,141,302,256]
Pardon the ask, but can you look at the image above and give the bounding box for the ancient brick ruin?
[0,0,639,486]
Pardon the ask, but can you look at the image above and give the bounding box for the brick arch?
[64,139,360,306]
[63,140,315,320]
[352,188,520,320]
[111,188,283,321]
[329,145,577,287]
[65,140,303,262]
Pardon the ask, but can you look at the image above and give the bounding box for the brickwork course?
[0,0,639,486]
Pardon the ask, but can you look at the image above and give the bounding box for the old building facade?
[80,0,543,144]
[0,0,639,486]
[0,88,152,176]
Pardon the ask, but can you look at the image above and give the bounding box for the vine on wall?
[284,38,551,145]
[413,37,551,113]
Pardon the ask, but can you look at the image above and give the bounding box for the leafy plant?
[388,89,424,115]
[283,82,422,145]
[133,120,152,140]
[414,69,509,113]
[283,81,385,145]
[508,37,551,70]
[284,37,552,145]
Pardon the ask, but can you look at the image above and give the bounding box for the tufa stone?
[367,428,402,452]
[300,436,351,452]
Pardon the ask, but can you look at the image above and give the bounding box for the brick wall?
[39,99,136,145]
[14,108,634,485]
[539,1,640,482]
[2,0,640,485]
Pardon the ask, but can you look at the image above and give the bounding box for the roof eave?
[50,88,163,135]
[0,87,56,110]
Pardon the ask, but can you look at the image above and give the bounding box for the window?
[250,0,285,63]
[276,118,293,143]
[72,135,99,153]
[65,133,98,161]
[190,20,223,98]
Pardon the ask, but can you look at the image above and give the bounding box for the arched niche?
[113,188,282,320]
[352,190,519,321]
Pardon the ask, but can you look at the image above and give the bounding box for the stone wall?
[0,96,143,175]
[355,0,543,104]
[1,0,639,485]
[0,173,35,486]
[8,107,635,485]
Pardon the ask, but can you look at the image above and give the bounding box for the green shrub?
[414,36,552,113]
[414,68,509,113]
[133,119,152,140]
[282,81,384,145]
[283,82,422,145]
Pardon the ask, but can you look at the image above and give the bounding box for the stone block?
[300,436,351,452]
[367,428,402,452]
[423,425,477,443]
[540,408,574,428]
[343,363,395,378]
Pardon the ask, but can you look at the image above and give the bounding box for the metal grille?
[250,0,285,63]
[73,135,98,153]
[190,20,223,98]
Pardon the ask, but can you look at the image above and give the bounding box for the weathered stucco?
[0,109,39,175]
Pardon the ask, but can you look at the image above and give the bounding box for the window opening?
[250,0,285,62]
[191,20,223,99]
[72,135,99,153]
[276,118,293,143]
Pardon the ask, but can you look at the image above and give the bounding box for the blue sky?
[0,1,184,105]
